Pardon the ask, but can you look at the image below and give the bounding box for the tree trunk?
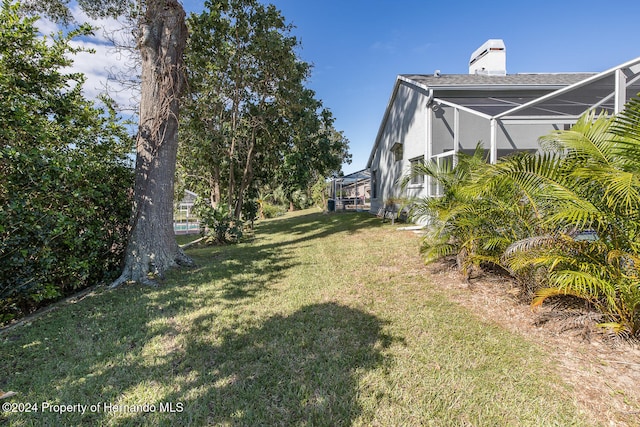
[111,0,191,287]
[234,128,257,219]
[209,169,220,208]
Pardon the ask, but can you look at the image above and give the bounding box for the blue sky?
[64,0,640,175]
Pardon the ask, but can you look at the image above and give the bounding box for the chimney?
[469,39,506,76]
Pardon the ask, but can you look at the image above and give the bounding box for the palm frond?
[539,111,616,166]
[503,235,559,258]
[532,287,583,309]
[549,270,617,308]
[612,96,640,144]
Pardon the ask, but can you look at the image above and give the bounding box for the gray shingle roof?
[400,73,596,88]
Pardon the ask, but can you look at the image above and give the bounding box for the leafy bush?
[408,106,640,337]
[261,202,287,219]
[0,2,133,324]
[193,201,243,244]
[291,189,313,210]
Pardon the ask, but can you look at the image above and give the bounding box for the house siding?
[369,82,430,214]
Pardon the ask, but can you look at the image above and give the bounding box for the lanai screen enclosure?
[329,169,371,212]
[367,40,640,214]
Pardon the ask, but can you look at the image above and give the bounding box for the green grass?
[1,209,594,426]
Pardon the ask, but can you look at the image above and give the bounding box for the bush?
[260,202,287,219]
[291,189,313,210]
[193,201,243,244]
[0,3,133,324]
[0,153,132,323]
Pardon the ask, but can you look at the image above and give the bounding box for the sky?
[45,0,640,175]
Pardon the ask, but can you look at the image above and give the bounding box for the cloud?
[70,40,139,111]
[35,6,139,113]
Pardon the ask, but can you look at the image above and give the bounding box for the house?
[366,39,640,217]
[174,190,200,234]
[329,169,371,211]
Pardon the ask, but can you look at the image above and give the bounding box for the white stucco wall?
[369,82,430,213]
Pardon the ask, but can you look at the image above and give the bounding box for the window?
[409,157,424,185]
[391,142,403,162]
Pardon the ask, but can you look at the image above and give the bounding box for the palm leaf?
[531,287,583,308]
[539,111,616,166]
[503,235,560,258]
[549,270,618,309]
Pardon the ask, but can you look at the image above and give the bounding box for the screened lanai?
[367,51,640,214]
[418,56,640,165]
[329,169,371,211]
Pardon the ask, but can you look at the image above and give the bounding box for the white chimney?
[469,39,506,76]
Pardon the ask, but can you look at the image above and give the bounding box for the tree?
[0,1,133,322]
[111,0,192,286]
[23,0,194,285]
[275,102,350,211]
[179,0,350,221]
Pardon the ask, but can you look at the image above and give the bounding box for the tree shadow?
[179,211,383,303]
[1,212,395,425]
[170,302,394,425]
[254,211,384,248]
[3,302,393,425]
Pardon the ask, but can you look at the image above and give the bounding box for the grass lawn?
[1,209,594,426]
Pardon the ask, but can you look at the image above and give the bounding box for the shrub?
[0,3,133,324]
[193,201,243,244]
[261,202,287,219]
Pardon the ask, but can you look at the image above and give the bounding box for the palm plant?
[489,108,640,336]
[403,145,525,278]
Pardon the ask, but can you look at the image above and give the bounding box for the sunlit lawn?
[1,209,594,426]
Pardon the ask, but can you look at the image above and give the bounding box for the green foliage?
[409,107,640,337]
[404,144,528,277]
[0,1,133,323]
[261,202,287,219]
[492,111,640,336]
[310,176,329,208]
[291,189,313,210]
[193,200,243,244]
[179,0,349,220]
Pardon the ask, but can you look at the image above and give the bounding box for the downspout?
[453,107,460,167]
[615,69,627,114]
[426,89,434,197]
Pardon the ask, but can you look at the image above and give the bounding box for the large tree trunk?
[111,0,191,287]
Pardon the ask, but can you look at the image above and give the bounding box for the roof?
[400,73,596,90]
[334,169,370,184]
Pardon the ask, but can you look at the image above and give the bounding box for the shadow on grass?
[178,211,383,303]
[254,211,383,248]
[1,210,393,425]
[177,302,393,425]
[3,302,392,425]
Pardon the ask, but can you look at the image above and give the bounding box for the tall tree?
[112,0,192,286]
[179,0,350,219]
[24,0,193,285]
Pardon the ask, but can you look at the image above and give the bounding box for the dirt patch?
[427,259,640,427]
